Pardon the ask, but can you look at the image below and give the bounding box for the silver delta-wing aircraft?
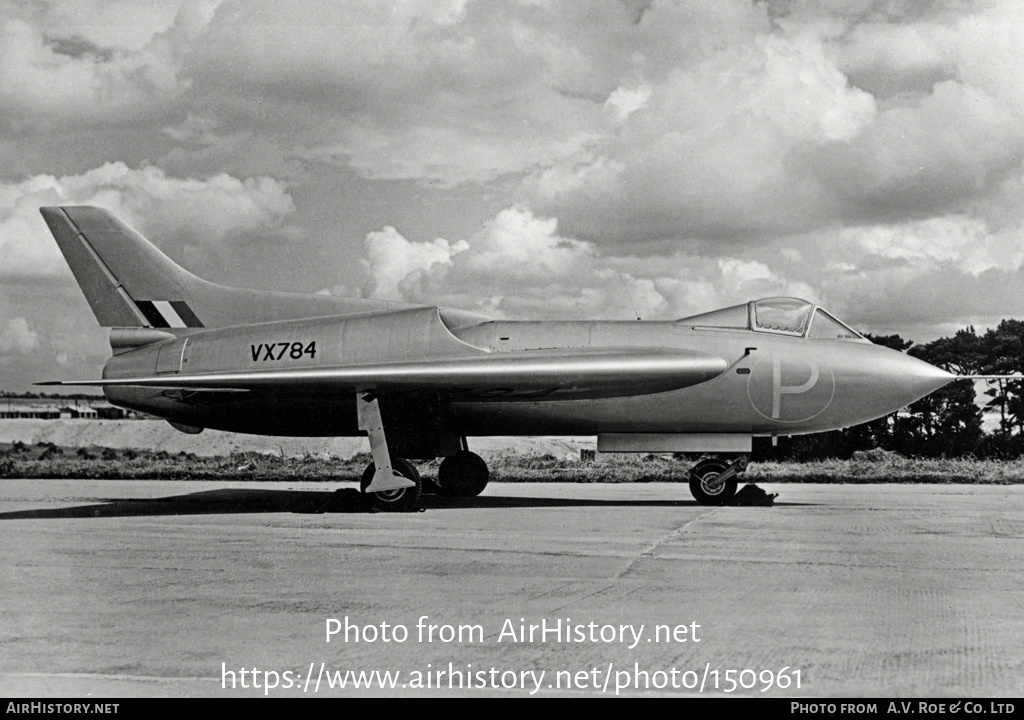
[39,206,961,509]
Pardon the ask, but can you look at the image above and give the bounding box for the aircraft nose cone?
[902,353,956,402]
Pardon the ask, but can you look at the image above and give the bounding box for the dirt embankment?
[0,419,592,459]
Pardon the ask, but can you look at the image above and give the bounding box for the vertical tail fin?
[40,206,205,328]
[41,206,419,329]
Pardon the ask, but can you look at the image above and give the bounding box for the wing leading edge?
[39,347,728,401]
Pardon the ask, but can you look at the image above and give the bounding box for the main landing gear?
[356,394,420,512]
[436,451,490,497]
[359,451,492,511]
[360,458,423,512]
[688,455,748,505]
[355,394,490,511]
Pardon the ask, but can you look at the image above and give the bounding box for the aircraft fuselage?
[101,305,953,449]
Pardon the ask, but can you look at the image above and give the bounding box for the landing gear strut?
[354,394,490,510]
[357,393,421,512]
[688,455,748,505]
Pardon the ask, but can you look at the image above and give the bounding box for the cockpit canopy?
[677,297,866,341]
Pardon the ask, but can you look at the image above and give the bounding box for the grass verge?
[3,442,1024,484]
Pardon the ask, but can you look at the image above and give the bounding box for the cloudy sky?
[2,0,1024,391]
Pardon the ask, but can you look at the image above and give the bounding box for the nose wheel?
[688,456,747,505]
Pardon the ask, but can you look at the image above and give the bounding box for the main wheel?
[688,458,737,506]
[437,451,489,497]
[360,458,423,512]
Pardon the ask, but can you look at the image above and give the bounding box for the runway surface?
[1,480,1022,697]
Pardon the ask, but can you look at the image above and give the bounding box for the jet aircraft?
[39,206,966,509]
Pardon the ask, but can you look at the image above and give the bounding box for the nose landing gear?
[688,455,748,505]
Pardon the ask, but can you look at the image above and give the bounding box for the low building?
[60,406,100,420]
[0,405,61,419]
[91,403,129,420]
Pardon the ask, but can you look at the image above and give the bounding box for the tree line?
[767,320,1024,460]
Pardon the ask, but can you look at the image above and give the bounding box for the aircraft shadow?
[424,494,811,510]
[0,488,343,520]
[0,487,809,520]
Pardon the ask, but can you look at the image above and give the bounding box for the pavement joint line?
[614,508,721,579]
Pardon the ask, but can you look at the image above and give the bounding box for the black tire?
[360,458,422,512]
[688,459,737,506]
[437,451,490,497]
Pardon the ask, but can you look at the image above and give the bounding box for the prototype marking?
[772,356,818,418]
[747,353,835,423]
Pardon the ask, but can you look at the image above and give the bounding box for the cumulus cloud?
[24,0,189,52]
[355,206,812,320]
[835,1,1024,114]
[806,81,1024,222]
[188,1,574,183]
[361,226,468,301]
[162,113,220,146]
[179,0,777,186]
[0,162,296,277]
[0,0,205,130]
[769,210,1024,334]
[359,207,590,311]
[0,317,39,355]
[12,1,1022,254]
[492,0,1024,299]
[842,215,1024,277]
[526,29,878,243]
[351,197,1021,335]
[6,1,1024,232]
[821,260,1024,336]
[839,21,954,98]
